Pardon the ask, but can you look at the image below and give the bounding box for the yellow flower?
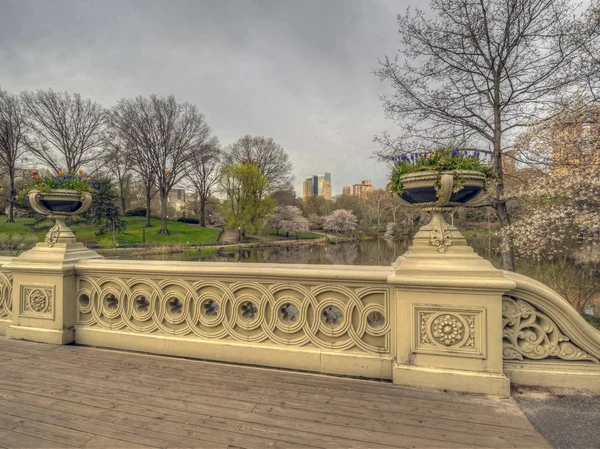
[58,170,65,176]
[78,169,84,175]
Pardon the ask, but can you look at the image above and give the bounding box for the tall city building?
[302,176,314,200]
[342,184,351,195]
[302,172,332,200]
[352,180,375,200]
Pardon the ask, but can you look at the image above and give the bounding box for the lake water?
[130,235,504,268]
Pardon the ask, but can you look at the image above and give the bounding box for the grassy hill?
[0,216,221,248]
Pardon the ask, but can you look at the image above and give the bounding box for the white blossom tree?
[501,165,600,260]
[324,209,358,234]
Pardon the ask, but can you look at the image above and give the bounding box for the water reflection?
[132,235,501,267]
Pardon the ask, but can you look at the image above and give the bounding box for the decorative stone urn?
[396,170,487,252]
[28,189,92,247]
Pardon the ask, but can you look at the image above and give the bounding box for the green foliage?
[125,207,147,217]
[0,233,38,254]
[583,315,600,330]
[18,170,98,199]
[221,162,276,234]
[86,178,126,237]
[177,217,200,224]
[389,146,496,195]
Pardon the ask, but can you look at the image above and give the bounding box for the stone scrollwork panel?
[76,276,391,355]
[413,305,486,358]
[19,285,55,320]
[502,296,599,364]
[0,271,13,319]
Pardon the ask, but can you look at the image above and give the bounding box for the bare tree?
[20,89,107,173]
[112,95,213,235]
[224,135,293,192]
[103,141,135,214]
[185,137,221,227]
[363,189,390,229]
[0,89,27,222]
[375,0,597,271]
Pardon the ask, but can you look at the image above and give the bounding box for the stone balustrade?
[0,238,599,397]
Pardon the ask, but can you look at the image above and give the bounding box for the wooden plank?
[262,387,533,430]
[0,365,536,446]
[0,387,127,424]
[0,399,228,449]
[11,354,271,392]
[0,428,72,448]
[11,419,94,448]
[81,435,157,448]
[0,370,479,449]
[251,403,539,448]
[115,414,319,449]
[238,422,457,449]
[7,356,269,398]
[0,339,549,449]
[54,344,279,382]
[271,373,491,405]
[0,371,464,449]
[0,365,259,412]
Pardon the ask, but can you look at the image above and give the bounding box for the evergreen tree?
[88,177,126,243]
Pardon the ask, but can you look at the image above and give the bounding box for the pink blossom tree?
[266,206,304,236]
[324,209,358,234]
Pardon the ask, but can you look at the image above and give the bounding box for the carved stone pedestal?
[389,216,516,396]
[5,242,101,344]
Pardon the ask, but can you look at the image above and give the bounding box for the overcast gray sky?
[0,0,408,195]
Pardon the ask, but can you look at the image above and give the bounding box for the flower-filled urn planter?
[398,170,486,207]
[29,189,92,247]
[389,149,493,253]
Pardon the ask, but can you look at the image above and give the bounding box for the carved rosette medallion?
[413,305,485,358]
[20,285,54,319]
[431,314,464,346]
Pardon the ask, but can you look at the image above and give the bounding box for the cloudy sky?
[0,0,409,195]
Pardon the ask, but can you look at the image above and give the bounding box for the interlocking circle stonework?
[0,271,13,319]
[76,276,391,354]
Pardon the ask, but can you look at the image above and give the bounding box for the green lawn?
[261,228,322,240]
[0,216,221,247]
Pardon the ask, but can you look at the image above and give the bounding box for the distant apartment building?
[302,172,332,200]
[342,184,351,195]
[551,105,600,171]
[167,188,187,215]
[502,150,518,175]
[352,180,375,200]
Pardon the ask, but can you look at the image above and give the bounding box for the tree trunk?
[7,169,15,223]
[199,195,206,227]
[159,191,169,235]
[120,189,127,215]
[145,186,152,228]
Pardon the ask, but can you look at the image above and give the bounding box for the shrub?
[177,217,200,224]
[125,207,147,217]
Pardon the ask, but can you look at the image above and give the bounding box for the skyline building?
[352,180,375,200]
[302,176,314,200]
[302,172,332,200]
[342,184,351,195]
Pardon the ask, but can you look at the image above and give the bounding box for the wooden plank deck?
[0,337,549,449]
